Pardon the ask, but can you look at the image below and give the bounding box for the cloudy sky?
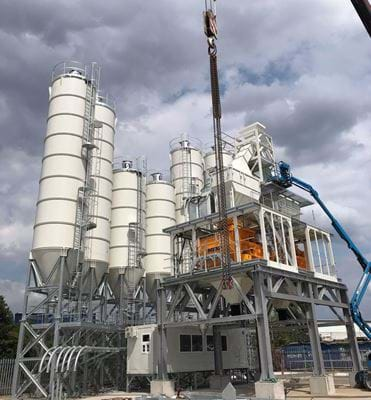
[0,0,370,316]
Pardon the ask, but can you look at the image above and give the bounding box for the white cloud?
[0,279,25,313]
[0,0,370,318]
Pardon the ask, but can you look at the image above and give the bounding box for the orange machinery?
[197,219,263,269]
[196,220,308,270]
[295,246,308,270]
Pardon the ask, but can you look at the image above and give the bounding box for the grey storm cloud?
[0,0,370,312]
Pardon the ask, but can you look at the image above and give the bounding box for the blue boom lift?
[272,161,371,388]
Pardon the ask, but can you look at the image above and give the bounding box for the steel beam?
[163,313,256,328]
[265,291,348,308]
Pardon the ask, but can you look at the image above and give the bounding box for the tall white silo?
[170,137,204,224]
[84,95,116,288]
[144,173,176,300]
[108,161,146,300]
[32,62,95,285]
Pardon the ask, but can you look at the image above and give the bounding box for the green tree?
[0,295,19,358]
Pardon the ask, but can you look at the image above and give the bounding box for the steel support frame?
[12,254,122,400]
[160,262,362,382]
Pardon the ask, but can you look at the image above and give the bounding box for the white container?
[108,164,145,298]
[144,173,176,300]
[204,150,233,173]
[32,66,89,283]
[84,97,116,286]
[170,139,204,224]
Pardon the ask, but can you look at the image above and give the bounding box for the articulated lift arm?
[273,161,371,340]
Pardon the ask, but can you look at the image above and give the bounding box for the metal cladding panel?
[43,134,82,157]
[96,158,114,180]
[51,75,87,96]
[33,225,75,250]
[85,102,115,271]
[145,236,172,254]
[34,199,77,225]
[38,177,81,200]
[46,115,84,136]
[144,180,175,299]
[96,140,114,161]
[48,95,86,117]
[204,150,233,172]
[91,178,112,203]
[40,155,85,178]
[32,75,87,268]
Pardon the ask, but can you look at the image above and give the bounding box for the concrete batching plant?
[12,62,365,400]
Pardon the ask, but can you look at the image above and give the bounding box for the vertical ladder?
[181,145,193,272]
[85,120,103,262]
[182,145,192,203]
[72,64,100,288]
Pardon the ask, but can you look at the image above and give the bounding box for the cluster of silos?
[32,60,225,305]
[31,62,115,289]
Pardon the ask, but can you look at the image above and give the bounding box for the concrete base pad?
[255,381,285,400]
[309,375,336,396]
[209,375,231,390]
[348,371,362,388]
[150,380,175,397]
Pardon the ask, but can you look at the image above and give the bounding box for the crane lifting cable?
[350,0,371,37]
[203,0,232,290]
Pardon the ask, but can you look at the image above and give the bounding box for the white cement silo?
[84,96,116,287]
[108,161,145,299]
[144,173,176,300]
[32,62,91,285]
[170,138,204,224]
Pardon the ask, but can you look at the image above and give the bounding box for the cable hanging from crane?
[203,0,232,289]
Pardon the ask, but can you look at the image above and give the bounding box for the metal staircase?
[72,64,101,290]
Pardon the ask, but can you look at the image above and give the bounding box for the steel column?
[212,326,223,376]
[253,270,274,380]
[156,281,168,380]
[340,289,362,372]
[306,284,325,376]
